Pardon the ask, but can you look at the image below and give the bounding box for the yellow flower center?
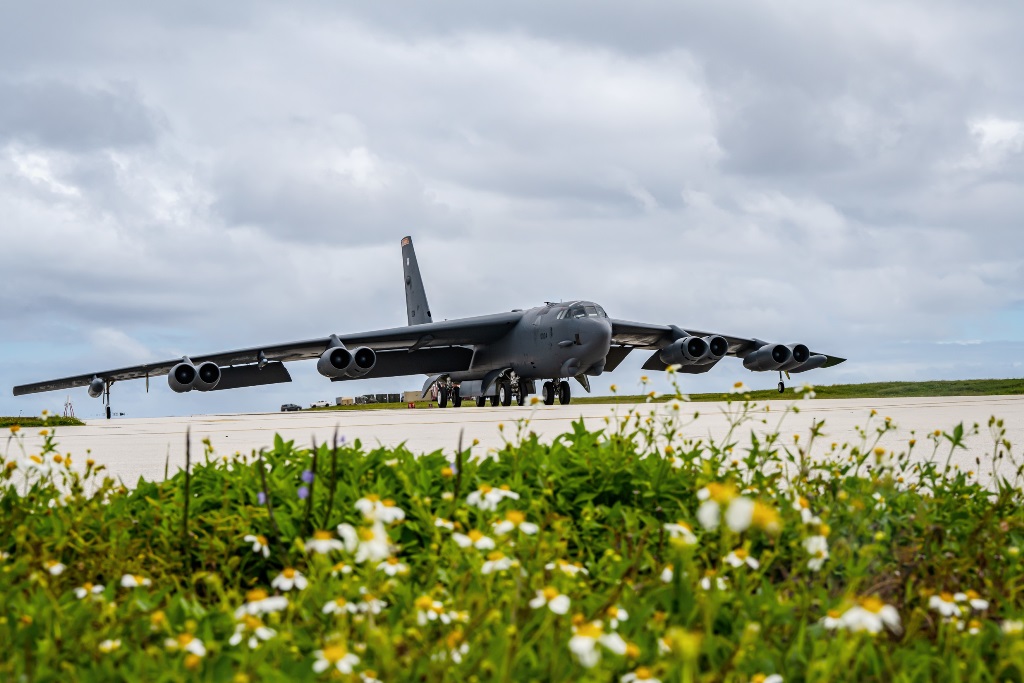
[940,592,955,603]
[322,644,348,663]
[705,482,736,503]
[607,606,619,618]
[30,455,43,464]
[752,675,767,683]
[634,666,652,679]
[542,587,559,601]
[134,575,146,584]
[468,530,484,542]
[246,589,268,602]
[500,484,511,491]
[283,568,296,579]
[83,582,93,592]
[487,551,505,561]
[382,498,395,507]
[827,609,841,619]
[734,549,748,560]
[479,485,493,494]
[184,654,201,670]
[334,597,348,607]
[243,615,263,629]
[313,530,332,540]
[358,528,376,541]
[365,494,380,502]
[506,510,525,525]
[415,596,434,610]
[751,502,779,531]
[386,557,399,565]
[575,622,602,639]
[966,590,980,600]
[177,634,195,647]
[860,596,885,613]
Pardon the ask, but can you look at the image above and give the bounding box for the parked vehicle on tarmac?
[280,403,301,412]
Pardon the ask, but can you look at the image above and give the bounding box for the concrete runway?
[6,396,1024,485]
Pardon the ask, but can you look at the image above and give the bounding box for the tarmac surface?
[7,395,1024,485]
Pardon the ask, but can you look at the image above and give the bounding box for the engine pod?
[168,362,198,393]
[193,361,222,392]
[741,344,793,372]
[87,377,105,399]
[659,336,710,366]
[317,347,354,379]
[345,347,377,378]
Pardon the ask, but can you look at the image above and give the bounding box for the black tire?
[476,396,486,407]
[498,381,512,407]
[558,380,571,405]
[438,387,449,408]
[778,382,785,394]
[517,386,528,405]
[542,381,555,405]
[452,387,462,407]
[488,395,499,406]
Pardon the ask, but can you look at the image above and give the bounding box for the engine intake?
[347,347,377,378]
[88,377,105,399]
[742,343,793,372]
[168,361,198,393]
[659,336,710,366]
[705,335,729,361]
[317,347,355,379]
[194,361,222,392]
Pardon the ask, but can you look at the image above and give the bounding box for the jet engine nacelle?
[317,346,377,379]
[193,361,222,392]
[88,377,105,399]
[742,343,793,372]
[704,335,729,362]
[168,362,198,393]
[659,336,710,366]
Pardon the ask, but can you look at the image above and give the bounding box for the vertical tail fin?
[401,236,433,326]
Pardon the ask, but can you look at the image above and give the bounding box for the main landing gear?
[541,379,571,405]
[777,371,786,394]
[438,384,462,408]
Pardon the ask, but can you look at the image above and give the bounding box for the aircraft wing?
[608,318,845,371]
[12,311,524,396]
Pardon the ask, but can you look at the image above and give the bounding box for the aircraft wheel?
[498,381,512,407]
[438,388,449,408]
[476,396,487,407]
[489,395,499,406]
[542,381,555,405]
[452,387,462,407]
[778,381,785,394]
[558,380,571,405]
[517,386,528,405]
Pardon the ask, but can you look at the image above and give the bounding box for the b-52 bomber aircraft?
[14,236,844,418]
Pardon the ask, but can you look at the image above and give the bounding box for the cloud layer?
[2,1,1022,417]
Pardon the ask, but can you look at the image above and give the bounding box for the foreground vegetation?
[0,415,84,428]
[3,382,1024,681]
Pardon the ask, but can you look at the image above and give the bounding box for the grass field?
[304,378,1024,412]
[0,415,84,428]
[3,394,1024,681]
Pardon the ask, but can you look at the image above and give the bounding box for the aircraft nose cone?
[579,318,612,354]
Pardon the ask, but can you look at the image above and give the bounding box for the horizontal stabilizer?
[212,362,292,391]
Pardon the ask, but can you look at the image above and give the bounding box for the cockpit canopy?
[556,301,608,320]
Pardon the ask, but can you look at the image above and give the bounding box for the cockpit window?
[565,303,606,319]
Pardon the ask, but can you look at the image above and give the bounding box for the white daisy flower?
[271,568,307,592]
[376,557,409,576]
[724,549,760,570]
[74,582,105,599]
[545,560,588,577]
[120,574,151,588]
[452,529,496,550]
[699,573,729,591]
[466,484,519,511]
[820,609,844,630]
[360,670,383,683]
[568,621,628,668]
[1002,619,1024,635]
[322,597,358,616]
[955,590,990,611]
[493,510,539,535]
[331,561,352,577]
[434,518,455,531]
[243,534,270,558]
[414,595,451,626]
[97,639,121,654]
[228,614,276,649]
[803,535,829,572]
[529,587,571,615]
[837,597,902,634]
[312,644,359,674]
[663,522,697,546]
[44,560,65,576]
[337,522,393,564]
[621,667,661,683]
[165,633,207,657]
[606,605,629,629]
[355,494,406,524]
[234,589,289,618]
[306,530,344,555]
[929,593,962,618]
[660,565,674,583]
[357,589,388,615]
[481,551,516,575]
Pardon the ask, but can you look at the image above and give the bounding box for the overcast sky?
[2,1,1022,419]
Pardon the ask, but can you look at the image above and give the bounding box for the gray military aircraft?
[13,236,844,418]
